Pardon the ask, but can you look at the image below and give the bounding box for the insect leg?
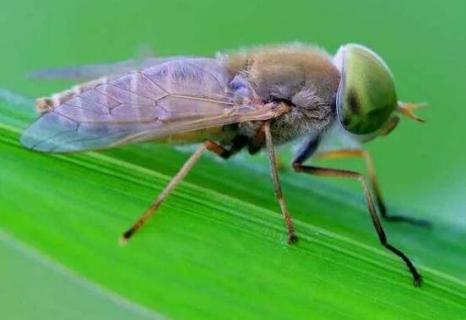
[314,149,431,227]
[294,136,321,164]
[204,140,233,158]
[264,122,298,244]
[120,144,207,244]
[204,138,247,159]
[292,161,422,286]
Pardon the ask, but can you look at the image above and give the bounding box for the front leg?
[313,149,431,227]
[293,138,430,227]
[292,156,422,286]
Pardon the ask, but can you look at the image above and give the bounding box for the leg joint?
[292,162,302,171]
[205,140,231,159]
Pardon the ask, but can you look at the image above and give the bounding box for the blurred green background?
[0,0,465,319]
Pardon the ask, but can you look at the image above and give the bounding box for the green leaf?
[1,90,466,319]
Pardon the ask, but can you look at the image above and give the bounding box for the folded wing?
[21,58,277,152]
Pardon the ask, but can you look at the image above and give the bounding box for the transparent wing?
[21,58,279,152]
[27,57,183,82]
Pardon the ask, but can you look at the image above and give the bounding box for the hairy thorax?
[221,44,340,147]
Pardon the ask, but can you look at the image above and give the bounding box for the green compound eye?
[335,44,398,135]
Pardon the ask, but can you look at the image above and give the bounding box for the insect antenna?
[397,101,426,123]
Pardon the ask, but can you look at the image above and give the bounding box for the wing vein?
[168,94,234,105]
[139,71,169,94]
[94,85,124,105]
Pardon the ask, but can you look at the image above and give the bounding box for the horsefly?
[22,43,428,286]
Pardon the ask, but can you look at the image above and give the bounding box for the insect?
[22,43,428,286]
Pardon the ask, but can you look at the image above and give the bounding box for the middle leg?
[263,122,298,244]
[207,135,298,244]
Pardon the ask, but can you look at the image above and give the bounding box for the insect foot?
[413,273,423,287]
[287,234,299,245]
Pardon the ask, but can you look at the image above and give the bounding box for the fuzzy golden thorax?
[222,44,340,144]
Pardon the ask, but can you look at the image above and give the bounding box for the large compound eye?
[335,44,398,135]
